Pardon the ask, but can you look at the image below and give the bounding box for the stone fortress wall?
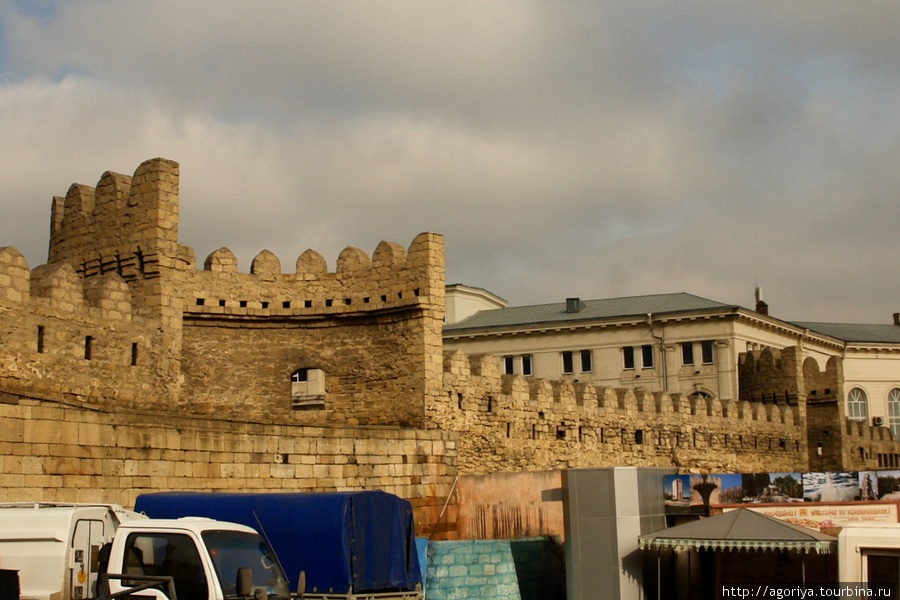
[7,157,446,427]
[178,232,445,426]
[0,157,454,533]
[0,394,455,533]
[738,345,899,472]
[433,351,807,474]
[2,157,900,538]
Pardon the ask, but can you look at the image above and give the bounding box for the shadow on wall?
[510,537,565,600]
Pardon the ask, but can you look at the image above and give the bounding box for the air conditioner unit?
[873,416,885,427]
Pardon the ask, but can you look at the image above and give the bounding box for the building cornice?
[442,305,744,340]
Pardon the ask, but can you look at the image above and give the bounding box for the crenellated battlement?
[433,350,806,474]
[49,158,180,284]
[845,418,896,442]
[0,245,164,411]
[738,344,900,472]
[1,246,139,322]
[35,157,444,324]
[181,233,442,320]
[3,231,441,325]
[441,350,800,422]
[843,415,900,471]
[1,158,446,428]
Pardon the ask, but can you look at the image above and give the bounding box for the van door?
[71,519,106,599]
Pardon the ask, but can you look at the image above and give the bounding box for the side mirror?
[297,570,306,595]
[236,568,253,597]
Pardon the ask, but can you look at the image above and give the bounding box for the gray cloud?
[0,1,898,324]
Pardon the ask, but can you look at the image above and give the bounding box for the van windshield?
[201,530,290,599]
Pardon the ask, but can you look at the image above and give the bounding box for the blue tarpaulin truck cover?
[134,491,422,594]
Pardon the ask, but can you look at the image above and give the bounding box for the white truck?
[0,502,291,600]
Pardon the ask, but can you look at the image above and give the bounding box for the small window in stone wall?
[291,368,326,409]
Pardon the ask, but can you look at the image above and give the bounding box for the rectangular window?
[37,326,45,353]
[562,351,574,375]
[681,342,694,365]
[641,344,654,369]
[623,346,635,370]
[130,343,138,366]
[522,355,533,376]
[503,356,515,375]
[701,340,715,364]
[580,349,592,373]
[84,336,93,360]
[123,532,209,597]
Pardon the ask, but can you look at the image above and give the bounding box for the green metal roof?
[444,290,900,346]
[791,322,900,344]
[444,292,734,332]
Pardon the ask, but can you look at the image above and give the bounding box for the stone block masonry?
[0,391,456,533]
[740,346,899,472]
[2,158,446,428]
[0,157,454,534]
[435,351,809,474]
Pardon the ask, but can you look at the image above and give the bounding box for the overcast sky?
[1,1,898,323]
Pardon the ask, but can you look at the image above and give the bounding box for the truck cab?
[0,502,144,600]
[106,517,290,600]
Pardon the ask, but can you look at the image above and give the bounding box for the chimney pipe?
[566,298,583,313]
[754,286,768,315]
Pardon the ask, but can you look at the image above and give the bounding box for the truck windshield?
[201,530,290,599]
